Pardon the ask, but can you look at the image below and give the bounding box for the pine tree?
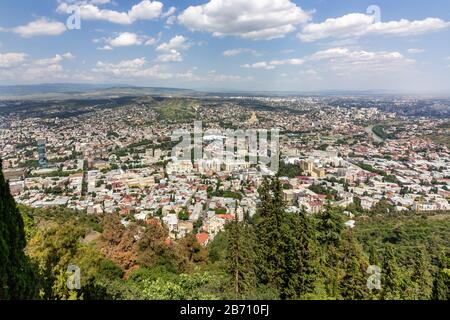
[0,160,36,299]
[432,252,450,300]
[255,177,319,299]
[225,215,256,299]
[316,204,344,248]
[255,178,285,289]
[338,232,369,300]
[411,247,433,300]
[280,209,319,299]
[380,245,402,300]
[316,204,345,297]
[368,242,380,266]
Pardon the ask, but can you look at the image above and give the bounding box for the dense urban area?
[1,91,449,300]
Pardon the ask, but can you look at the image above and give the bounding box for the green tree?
[411,247,433,300]
[225,215,256,299]
[338,232,369,300]
[280,209,319,299]
[255,177,319,299]
[316,205,344,298]
[27,221,85,299]
[255,178,285,289]
[0,160,37,299]
[141,272,220,300]
[380,245,402,300]
[432,252,450,300]
[316,205,344,248]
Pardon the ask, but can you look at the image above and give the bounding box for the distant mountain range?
[0,83,448,100]
[0,83,197,99]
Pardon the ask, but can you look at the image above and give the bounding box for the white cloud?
[62,52,75,60]
[162,6,177,18]
[179,0,311,40]
[0,52,79,82]
[92,57,202,81]
[166,15,177,26]
[156,36,190,62]
[223,48,259,57]
[270,58,304,66]
[98,45,113,51]
[95,32,157,49]
[156,35,190,52]
[0,52,27,68]
[241,62,275,70]
[307,47,415,73]
[128,0,164,21]
[33,53,74,66]
[56,0,163,25]
[156,50,183,62]
[241,58,303,69]
[223,49,245,57]
[208,70,253,82]
[408,48,425,54]
[299,68,322,80]
[11,18,66,38]
[298,13,450,42]
[109,32,143,47]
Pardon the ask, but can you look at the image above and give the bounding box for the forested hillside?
[1,163,449,300]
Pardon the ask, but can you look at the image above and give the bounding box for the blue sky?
[0,0,450,93]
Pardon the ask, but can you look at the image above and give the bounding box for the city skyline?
[0,0,450,93]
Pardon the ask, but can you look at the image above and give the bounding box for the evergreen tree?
[255,177,319,299]
[411,247,433,300]
[255,178,285,289]
[368,242,380,266]
[225,215,256,299]
[380,245,402,300]
[280,209,319,299]
[432,252,450,300]
[0,160,37,299]
[316,205,345,297]
[338,232,369,300]
[316,205,344,248]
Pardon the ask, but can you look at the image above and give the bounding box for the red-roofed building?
[216,214,235,220]
[196,233,209,246]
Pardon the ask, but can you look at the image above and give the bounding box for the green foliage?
[410,247,433,300]
[278,162,303,178]
[154,98,198,122]
[432,252,450,300]
[380,246,403,300]
[178,209,190,221]
[210,190,243,200]
[225,216,257,299]
[338,232,369,300]
[308,184,339,200]
[141,272,220,300]
[208,231,228,263]
[255,178,319,299]
[316,205,345,247]
[372,125,396,140]
[0,162,37,300]
[2,160,449,300]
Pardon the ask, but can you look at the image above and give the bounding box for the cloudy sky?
[0,0,450,93]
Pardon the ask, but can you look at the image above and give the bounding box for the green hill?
[154,98,199,122]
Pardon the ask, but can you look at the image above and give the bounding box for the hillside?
[154,98,200,122]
